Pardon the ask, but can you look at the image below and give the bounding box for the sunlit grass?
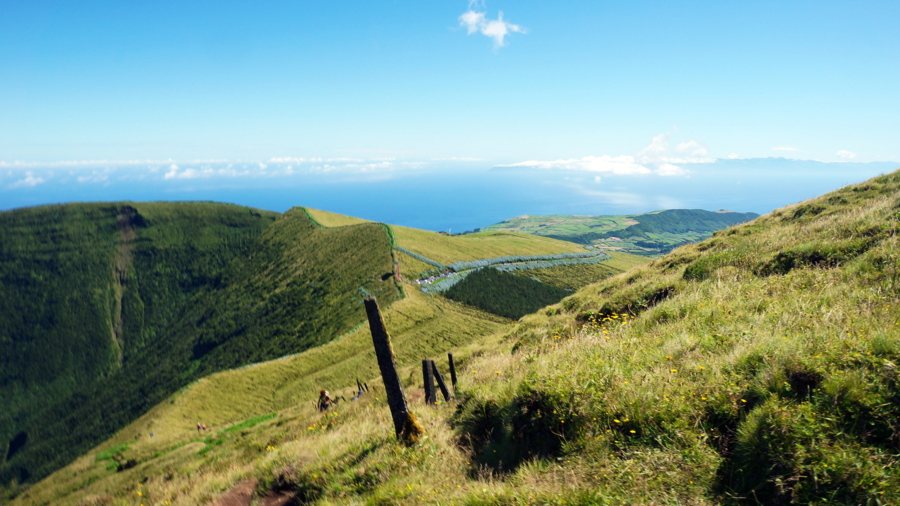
[10,171,900,505]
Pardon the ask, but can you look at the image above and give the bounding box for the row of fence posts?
[364,295,463,443]
[422,354,456,405]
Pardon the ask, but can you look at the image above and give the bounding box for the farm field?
[11,171,900,505]
[483,209,759,256]
[392,225,586,265]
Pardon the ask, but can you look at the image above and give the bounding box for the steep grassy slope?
[0,202,277,420]
[9,288,508,505]
[0,205,400,490]
[450,171,900,503]
[484,209,759,256]
[304,208,371,227]
[17,170,898,505]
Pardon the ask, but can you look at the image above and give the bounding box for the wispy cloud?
[637,130,711,170]
[500,131,707,177]
[772,146,802,152]
[459,1,526,48]
[836,150,857,159]
[0,159,178,169]
[657,163,689,177]
[498,155,651,175]
[675,140,709,157]
[9,171,46,188]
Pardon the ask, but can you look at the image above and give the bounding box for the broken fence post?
[364,296,424,442]
[448,353,458,390]
[431,360,451,402]
[422,359,436,405]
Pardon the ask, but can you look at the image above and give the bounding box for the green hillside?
[7,288,509,505]
[11,170,899,505]
[1,202,613,495]
[0,202,278,454]
[0,203,401,489]
[483,209,759,256]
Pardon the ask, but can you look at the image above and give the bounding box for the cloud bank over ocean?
[1,156,895,233]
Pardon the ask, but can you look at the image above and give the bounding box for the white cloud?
[459,10,485,34]
[0,159,177,168]
[728,153,740,159]
[638,131,710,167]
[498,155,651,175]
[637,131,672,163]
[270,157,306,163]
[459,2,526,48]
[675,140,709,157]
[594,176,602,183]
[498,131,711,178]
[9,171,46,188]
[657,163,689,177]
[164,164,215,180]
[836,150,857,159]
[772,146,802,152]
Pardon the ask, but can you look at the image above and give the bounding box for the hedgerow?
[493,253,611,272]
[394,247,446,270]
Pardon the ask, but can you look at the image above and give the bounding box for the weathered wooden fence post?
[448,353,458,390]
[431,360,451,402]
[422,359,436,405]
[364,296,424,442]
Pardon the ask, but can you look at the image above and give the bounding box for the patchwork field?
[483,209,759,256]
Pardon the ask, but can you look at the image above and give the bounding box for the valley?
[3,172,899,504]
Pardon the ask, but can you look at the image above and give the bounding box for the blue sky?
[1,1,898,227]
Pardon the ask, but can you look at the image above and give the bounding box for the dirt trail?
[211,479,258,506]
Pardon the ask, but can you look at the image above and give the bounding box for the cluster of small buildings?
[414,271,455,285]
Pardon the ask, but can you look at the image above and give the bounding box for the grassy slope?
[20,172,897,506]
[0,202,280,484]
[0,205,401,490]
[21,170,899,506]
[0,202,278,418]
[304,208,371,227]
[13,288,509,505]
[450,171,900,504]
